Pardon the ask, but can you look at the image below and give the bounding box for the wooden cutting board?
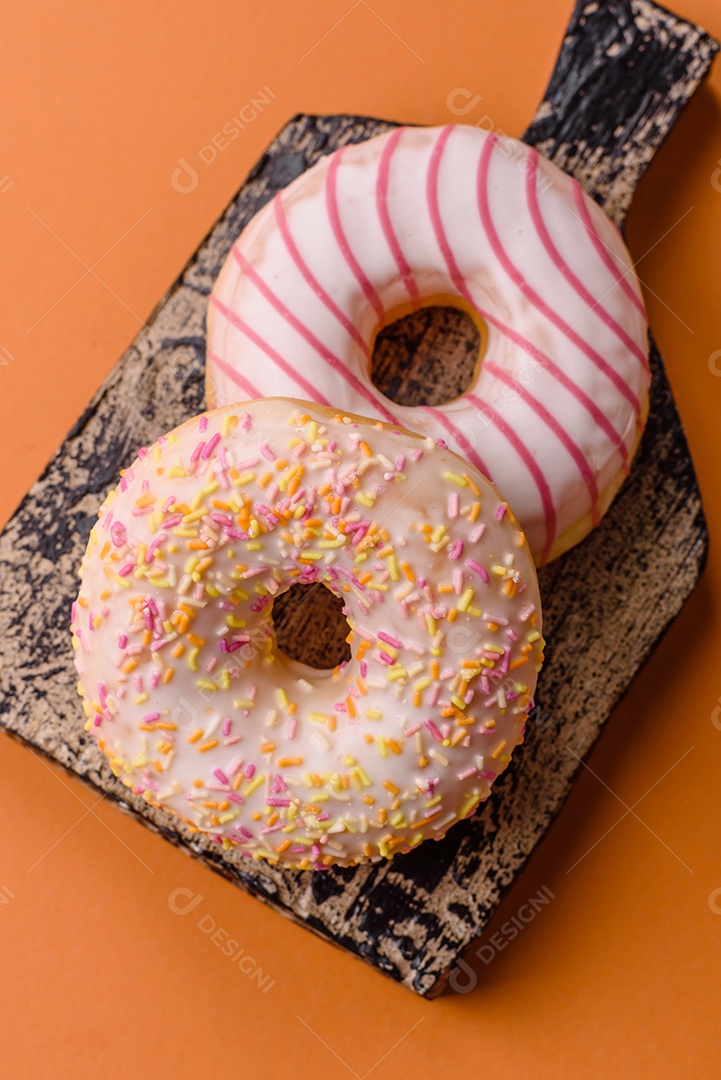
[0,0,716,997]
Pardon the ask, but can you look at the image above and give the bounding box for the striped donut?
[206,124,650,564]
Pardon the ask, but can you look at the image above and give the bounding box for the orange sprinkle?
[275,839,291,854]
[277,756,304,767]
[510,655,529,670]
[187,633,206,647]
[411,810,441,828]
[463,473,480,495]
[346,696,356,718]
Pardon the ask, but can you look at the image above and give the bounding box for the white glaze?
[71,399,544,868]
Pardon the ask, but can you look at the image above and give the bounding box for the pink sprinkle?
[411,448,423,461]
[506,627,519,642]
[199,416,208,433]
[227,757,244,776]
[378,651,395,665]
[118,563,133,577]
[495,504,507,521]
[118,634,128,650]
[520,604,535,621]
[190,440,205,463]
[424,719,444,742]
[482,612,509,626]
[453,568,463,595]
[97,682,107,707]
[378,631,402,649]
[470,523,486,543]
[222,717,232,736]
[448,492,459,519]
[395,454,405,471]
[286,715,298,740]
[266,797,290,807]
[241,413,251,433]
[110,522,126,547]
[403,723,421,736]
[244,763,255,779]
[201,432,221,460]
[213,768,229,785]
[467,559,489,583]
[260,442,275,461]
[359,660,368,679]
[458,766,477,780]
[227,792,244,804]
[428,684,441,707]
[236,825,253,839]
[449,540,463,561]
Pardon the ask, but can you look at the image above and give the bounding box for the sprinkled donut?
[71,398,544,869]
[207,124,650,565]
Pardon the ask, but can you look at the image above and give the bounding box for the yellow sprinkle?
[458,587,474,612]
[244,774,265,797]
[443,470,468,487]
[233,471,256,487]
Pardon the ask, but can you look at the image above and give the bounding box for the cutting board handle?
[523,0,718,224]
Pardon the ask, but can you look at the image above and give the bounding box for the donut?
[206,124,650,565]
[71,397,544,869]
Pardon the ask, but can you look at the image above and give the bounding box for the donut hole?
[370,304,484,407]
[271,582,352,669]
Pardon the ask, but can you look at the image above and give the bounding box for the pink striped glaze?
[207,124,650,563]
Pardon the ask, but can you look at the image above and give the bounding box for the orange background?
[1,1,720,1075]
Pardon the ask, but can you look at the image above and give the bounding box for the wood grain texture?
[0,0,716,997]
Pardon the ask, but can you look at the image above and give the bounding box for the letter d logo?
[168,887,204,915]
[171,157,199,194]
